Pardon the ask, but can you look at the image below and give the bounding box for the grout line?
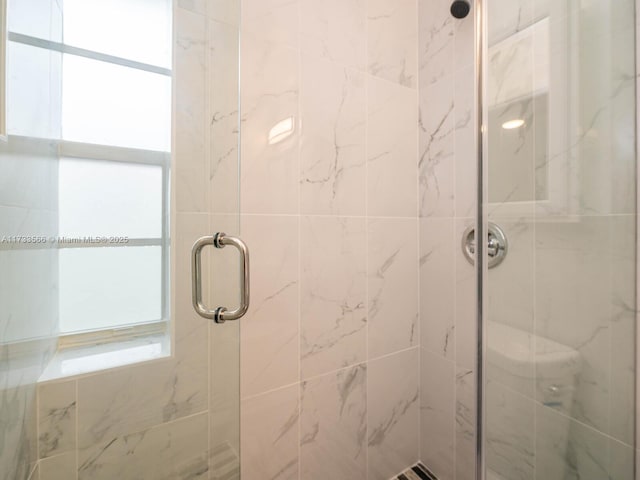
[296,3,302,479]
[488,375,635,448]
[210,211,640,220]
[75,379,78,480]
[36,379,40,463]
[27,461,38,480]
[365,0,370,473]
[531,36,537,480]
[238,343,423,405]
[415,0,423,468]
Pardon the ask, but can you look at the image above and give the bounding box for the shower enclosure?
[0,0,637,479]
[482,0,637,478]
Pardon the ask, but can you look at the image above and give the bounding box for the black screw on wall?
[450,0,471,19]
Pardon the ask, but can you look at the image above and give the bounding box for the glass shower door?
[483,0,637,478]
[0,1,242,478]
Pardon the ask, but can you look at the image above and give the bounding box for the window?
[7,0,171,338]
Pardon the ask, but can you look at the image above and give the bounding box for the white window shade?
[58,157,163,238]
[7,42,62,138]
[7,0,63,42]
[63,0,171,69]
[62,54,171,151]
[59,246,162,333]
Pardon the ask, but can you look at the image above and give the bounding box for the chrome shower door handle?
[191,232,250,324]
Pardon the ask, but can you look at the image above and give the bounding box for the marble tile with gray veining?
[487,26,534,109]
[368,0,418,88]
[176,0,207,16]
[0,380,38,480]
[608,438,635,480]
[486,380,535,480]
[486,0,536,46]
[419,76,455,218]
[454,65,476,219]
[453,2,475,72]
[300,365,367,479]
[608,215,636,446]
[418,0,454,88]
[38,452,76,480]
[240,215,299,398]
[38,380,76,459]
[485,218,535,345]
[535,404,608,480]
[174,213,213,345]
[420,349,455,480]
[209,19,240,215]
[368,218,418,359]
[76,355,207,453]
[1,337,55,480]
[241,385,299,480]
[242,0,298,49]
[367,76,418,218]
[210,314,241,467]
[534,218,612,435]
[240,32,299,215]
[300,216,367,379]
[420,218,455,360]
[368,348,420,480]
[300,0,366,71]
[174,7,208,214]
[300,58,366,216]
[78,412,209,480]
[455,368,475,480]
[454,218,477,371]
[206,0,240,26]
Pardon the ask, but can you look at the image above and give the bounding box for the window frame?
[57,140,171,343]
[0,0,7,141]
[7,28,172,345]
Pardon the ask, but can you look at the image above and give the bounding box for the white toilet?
[485,322,582,480]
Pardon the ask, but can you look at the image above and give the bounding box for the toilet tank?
[485,322,582,480]
[487,321,581,413]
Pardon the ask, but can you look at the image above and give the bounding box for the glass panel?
[59,157,162,238]
[59,246,162,333]
[1,0,242,478]
[6,41,62,138]
[62,54,171,151]
[63,0,171,68]
[7,0,63,42]
[484,1,637,479]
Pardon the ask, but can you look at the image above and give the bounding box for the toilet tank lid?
[487,321,582,379]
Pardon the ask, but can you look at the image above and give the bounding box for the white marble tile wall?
[417,1,477,480]
[239,1,421,479]
[32,1,423,479]
[29,1,640,480]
